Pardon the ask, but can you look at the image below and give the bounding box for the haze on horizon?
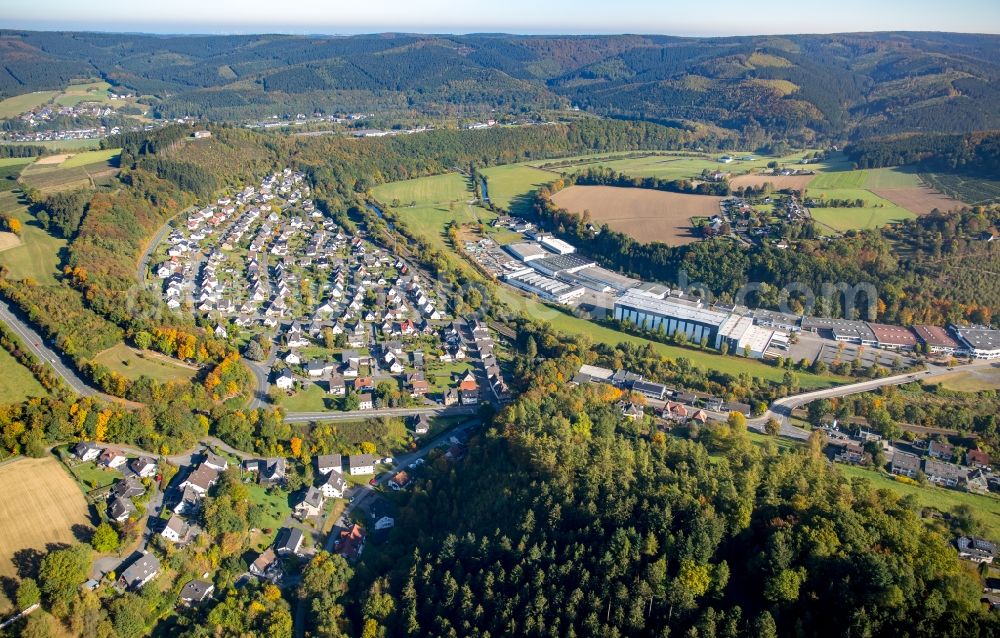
[3,0,999,36]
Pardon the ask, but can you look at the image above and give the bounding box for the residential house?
[336,524,366,560]
[443,388,460,406]
[111,476,145,500]
[458,372,478,392]
[294,487,325,519]
[73,441,102,462]
[179,579,214,605]
[249,548,281,580]
[389,471,411,490]
[161,515,189,543]
[408,378,429,397]
[327,372,346,396]
[928,439,956,462]
[633,380,667,401]
[99,447,128,469]
[662,401,689,421]
[109,497,136,523]
[691,409,709,424]
[173,486,201,515]
[118,552,160,591]
[968,468,990,493]
[924,458,968,488]
[316,454,343,475]
[618,401,645,421]
[129,456,158,479]
[722,402,752,417]
[348,454,376,476]
[357,393,374,410]
[203,451,229,472]
[275,527,304,556]
[956,536,997,563]
[890,452,921,479]
[967,449,992,469]
[353,376,375,392]
[275,368,295,391]
[460,388,479,406]
[411,414,431,435]
[320,473,348,499]
[179,465,219,496]
[248,457,287,485]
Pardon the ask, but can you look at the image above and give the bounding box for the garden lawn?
[281,381,340,412]
[246,482,292,533]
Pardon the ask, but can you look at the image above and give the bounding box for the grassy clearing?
[932,367,1000,392]
[806,188,916,231]
[59,148,121,168]
[373,173,473,207]
[480,164,552,215]
[0,190,67,284]
[53,81,112,107]
[0,346,47,403]
[92,342,197,383]
[862,167,922,189]
[281,381,340,412]
[0,91,60,118]
[808,170,869,189]
[0,160,32,192]
[0,456,92,579]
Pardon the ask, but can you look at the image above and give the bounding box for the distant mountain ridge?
[1,30,999,140]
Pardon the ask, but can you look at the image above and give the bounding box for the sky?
[2,0,999,36]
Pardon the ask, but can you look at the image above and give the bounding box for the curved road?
[0,297,98,396]
[136,206,194,288]
[747,360,999,439]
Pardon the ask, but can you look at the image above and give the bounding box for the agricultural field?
[728,173,815,190]
[530,150,825,181]
[0,157,33,192]
[54,81,112,107]
[6,138,103,151]
[0,346,47,403]
[0,456,92,580]
[921,171,1000,206]
[551,185,722,245]
[479,164,552,215]
[373,173,498,272]
[805,188,916,232]
[18,149,120,193]
[0,90,60,118]
[92,342,198,383]
[0,190,67,284]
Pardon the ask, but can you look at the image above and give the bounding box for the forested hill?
[2,30,1000,140]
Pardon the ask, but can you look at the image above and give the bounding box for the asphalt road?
[137,206,194,288]
[0,297,98,396]
[747,360,999,439]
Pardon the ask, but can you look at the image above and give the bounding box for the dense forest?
[847,131,1000,174]
[2,31,1000,141]
[348,340,999,637]
[531,179,1000,327]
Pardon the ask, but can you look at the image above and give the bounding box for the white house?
[321,473,348,499]
[316,454,343,475]
[275,369,295,390]
[129,456,158,479]
[161,515,189,543]
[348,454,376,476]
